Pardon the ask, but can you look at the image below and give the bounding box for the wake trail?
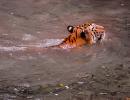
[0,39,63,52]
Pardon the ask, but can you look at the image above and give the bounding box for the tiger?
[49,22,105,49]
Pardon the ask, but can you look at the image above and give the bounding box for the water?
[0,0,130,100]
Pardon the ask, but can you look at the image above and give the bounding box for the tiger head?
[66,23,105,44]
[59,23,105,49]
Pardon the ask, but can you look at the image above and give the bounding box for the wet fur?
[49,23,105,49]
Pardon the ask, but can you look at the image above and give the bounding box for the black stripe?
[68,35,71,42]
[73,37,76,42]
[71,39,73,43]
[92,27,94,31]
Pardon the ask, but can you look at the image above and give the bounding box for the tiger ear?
[67,25,74,33]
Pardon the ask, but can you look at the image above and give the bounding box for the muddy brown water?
[0,0,130,100]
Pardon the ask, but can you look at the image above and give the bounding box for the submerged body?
[52,22,105,49]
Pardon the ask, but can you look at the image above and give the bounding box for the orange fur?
[51,22,105,49]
